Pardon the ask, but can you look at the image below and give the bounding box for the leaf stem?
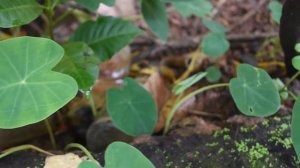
[85,91,98,118]
[44,119,57,149]
[45,0,54,40]
[282,71,300,91]
[0,144,54,159]
[65,143,96,162]
[164,83,230,133]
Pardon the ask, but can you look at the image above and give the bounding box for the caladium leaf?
[229,64,280,117]
[0,37,78,128]
[106,78,158,136]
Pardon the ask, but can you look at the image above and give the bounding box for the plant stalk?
[0,144,54,159]
[65,143,96,162]
[45,0,54,40]
[282,71,300,91]
[44,119,57,149]
[164,83,230,133]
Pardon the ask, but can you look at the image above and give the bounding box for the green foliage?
[203,19,227,33]
[0,37,78,128]
[78,160,102,168]
[54,42,100,91]
[70,17,142,61]
[173,72,207,95]
[205,66,221,82]
[292,97,300,160]
[268,1,282,24]
[229,64,280,117]
[105,142,155,168]
[106,78,158,136]
[200,32,229,57]
[141,0,169,41]
[273,78,288,100]
[76,0,115,11]
[166,0,213,18]
[0,0,43,28]
[292,56,300,71]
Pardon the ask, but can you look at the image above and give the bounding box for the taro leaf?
[200,32,230,57]
[206,66,221,82]
[54,42,100,91]
[268,1,282,24]
[70,17,142,61]
[203,19,227,33]
[229,64,280,117]
[106,78,158,136]
[105,142,155,168]
[0,0,43,28]
[0,37,78,128]
[76,0,115,11]
[165,0,213,18]
[173,72,207,95]
[292,96,300,160]
[78,160,102,168]
[141,0,169,41]
[292,56,300,71]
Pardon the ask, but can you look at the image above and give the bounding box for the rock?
[86,118,133,152]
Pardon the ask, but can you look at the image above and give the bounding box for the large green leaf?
[54,42,100,91]
[141,0,169,41]
[292,96,300,160]
[105,142,155,168]
[200,32,229,57]
[166,0,213,18]
[106,78,158,136]
[0,0,43,28]
[76,0,115,11]
[70,17,142,61]
[229,64,280,117]
[0,37,78,128]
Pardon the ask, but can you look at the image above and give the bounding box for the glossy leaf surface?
[0,37,78,128]
[229,64,280,116]
[106,78,158,136]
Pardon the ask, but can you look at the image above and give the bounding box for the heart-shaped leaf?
[76,0,115,11]
[0,37,78,128]
[105,142,155,168]
[200,32,230,57]
[292,96,300,160]
[54,42,100,91]
[106,78,158,136]
[70,17,142,61]
[229,64,280,116]
[0,0,43,28]
[141,0,169,41]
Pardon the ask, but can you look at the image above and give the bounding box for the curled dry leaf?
[143,72,171,132]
